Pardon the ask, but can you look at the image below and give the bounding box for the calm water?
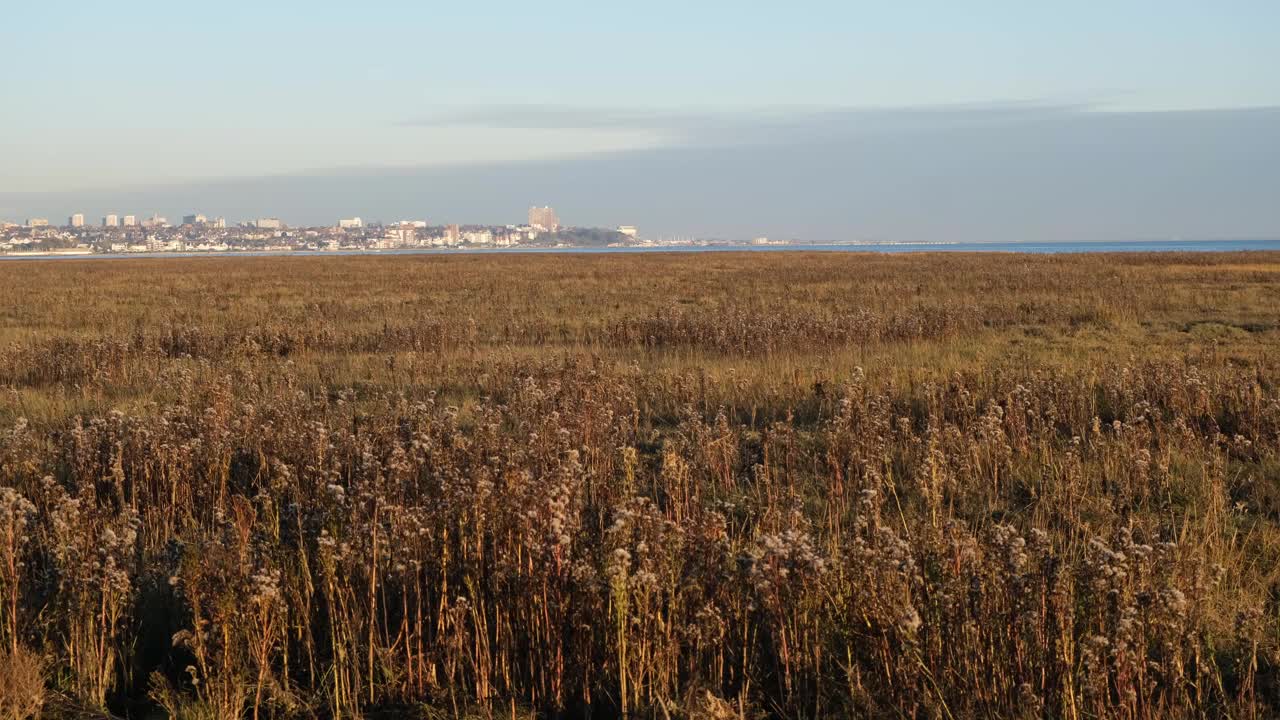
[4,239,1280,260]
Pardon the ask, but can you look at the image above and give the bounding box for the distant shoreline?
[3,239,1280,260]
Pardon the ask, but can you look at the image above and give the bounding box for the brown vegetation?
[1,251,1279,718]
[0,644,45,720]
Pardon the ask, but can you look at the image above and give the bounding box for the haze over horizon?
[4,1,1278,242]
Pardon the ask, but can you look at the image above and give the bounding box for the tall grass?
[1,251,1279,718]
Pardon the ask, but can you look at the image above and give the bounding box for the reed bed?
[1,251,1279,719]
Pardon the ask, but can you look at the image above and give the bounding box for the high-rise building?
[617,225,638,238]
[210,217,226,229]
[338,217,363,229]
[528,206,560,231]
[26,218,49,228]
[103,214,119,227]
[445,224,461,245]
[122,215,137,227]
[253,218,282,230]
[69,213,85,227]
[182,213,208,225]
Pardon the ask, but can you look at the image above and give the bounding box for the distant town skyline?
[2,202,662,255]
[12,207,580,233]
[10,209,576,233]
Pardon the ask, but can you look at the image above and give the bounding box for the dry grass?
[0,644,46,720]
[1,251,1279,718]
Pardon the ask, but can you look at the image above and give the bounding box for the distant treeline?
[537,227,634,246]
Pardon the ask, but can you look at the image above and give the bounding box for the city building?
[123,215,137,227]
[26,218,49,228]
[103,214,119,227]
[210,217,226,229]
[445,224,461,245]
[463,229,493,245]
[69,213,85,228]
[528,206,560,231]
[338,217,363,229]
[182,213,208,225]
[254,218,283,230]
[617,225,638,238]
[383,223,417,246]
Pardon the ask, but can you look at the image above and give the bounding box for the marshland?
[2,251,1279,719]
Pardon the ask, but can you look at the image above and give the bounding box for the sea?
[3,239,1280,260]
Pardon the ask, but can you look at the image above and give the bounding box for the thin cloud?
[403,105,785,131]
[401,102,1093,146]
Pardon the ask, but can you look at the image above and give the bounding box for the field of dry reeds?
[2,251,1279,719]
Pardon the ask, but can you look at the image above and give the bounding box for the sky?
[2,1,1278,240]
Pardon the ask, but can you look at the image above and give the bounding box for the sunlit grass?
[1,251,1279,718]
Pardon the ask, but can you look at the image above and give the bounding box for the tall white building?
[122,215,137,227]
[103,214,119,227]
[617,225,638,238]
[338,217,363,229]
[254,218,283,230]
[69,213,85,227]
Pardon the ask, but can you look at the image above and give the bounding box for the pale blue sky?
[2,1,1278,239]
[7,1,1276,114]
